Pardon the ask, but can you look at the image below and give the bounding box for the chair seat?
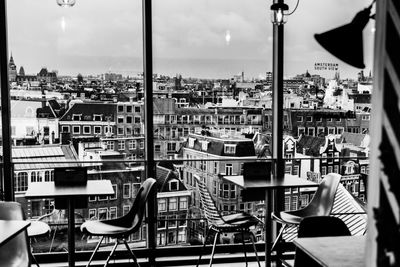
[27,221,50,237]
[213,212,261,230]
[81,220,132,237]
[272,211,303,225]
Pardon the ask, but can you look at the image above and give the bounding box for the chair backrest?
[194,175,222,226]
[0,201,30,267]
[121,178,157,233]
[294,216,350,267]
[301,173,341,216]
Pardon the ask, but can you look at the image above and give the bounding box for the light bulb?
[56,0,76,7]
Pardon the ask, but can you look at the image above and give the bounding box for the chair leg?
[197,226,212,267]
[209,232,220,267]
[104,240,119,267]
[86,236,104,267]
[250,232,261,267]
[271,224,286,252]
[49,226,57,252]
[241,230,248,267]
[122,238,140,267]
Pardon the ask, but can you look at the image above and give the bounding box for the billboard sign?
[314,62,339,71]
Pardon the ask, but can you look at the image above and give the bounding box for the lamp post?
[269,0,287,266]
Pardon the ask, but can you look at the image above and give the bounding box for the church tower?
[8,52,17,82]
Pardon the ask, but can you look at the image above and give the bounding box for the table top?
[293,236,366,267]
[25,180,114,198]
[223,174,318,189]
[0,220,31,247]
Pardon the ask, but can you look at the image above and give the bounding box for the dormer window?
[72,114,82,121]
[93,114,102,121]
[169,180,179,191]
[201,141,209,151]
[188,137,196,148]
[224,144,236,154]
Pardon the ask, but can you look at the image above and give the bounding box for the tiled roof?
[185,134,256,157]
[12,144,80,170]
[338,132,367,147]
[60,102,116,121]
[297,135,326,156]
[283,183,367,241]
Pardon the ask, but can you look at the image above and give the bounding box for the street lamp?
[56,0,76,7]
[270,2,289,25]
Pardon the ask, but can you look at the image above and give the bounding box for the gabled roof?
[297,135,326,156]
[155,164,186,192]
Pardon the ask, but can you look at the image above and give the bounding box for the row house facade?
[59,102,145,162]
[155,163,191,246]
[181,132,260,243]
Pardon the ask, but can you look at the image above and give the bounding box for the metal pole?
[0,0,14,201]
[271,0,285,265]
[142,0,156,265]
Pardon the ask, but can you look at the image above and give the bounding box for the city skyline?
[7,0,375,79]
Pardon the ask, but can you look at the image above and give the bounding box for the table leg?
[68,198,75,267]
[265,189,272,267]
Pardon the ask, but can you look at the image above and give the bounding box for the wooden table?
[293,236,366,267]
[0,220,31,247]
[25,180,114,267]
[223,174,318,267]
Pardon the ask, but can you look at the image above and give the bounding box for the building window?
[15,172,28,192]
[123,183,131,198]
[307,127,315,136]
[123,205,130,216]
[317,127,325,136]
[118,105,124,112]
[72,114,81,121]
[134,116,141,123]
[93,114,102,121]
[89,195,96,202]
[362,115,370,120]
[106,141,114,150]
[117,127,124,135]
[306,116,312,122]
[117,116,124,123]
[118,140,125,150]
[188,137,196,148]
[328,127,335,135]
[94,126,101,134]
[83,126,91,134]
[98,208,108,220]
[169,180,179,191]
[134,106,141,113]
[98,194,108,201]
[158,199,166,212]
[169,198,177,211]
[321,166,327,175]
[316,116,322,122]
[72,126,80,134]
[132,183,140,197]
[44,171,51,182]
[110,184,117,200]
[155,144,161,152]
[126,127,132,135]
[89,209,97,219]
[297,116,303,122]
[298,127,305,136]
[109,207,117,219]
[126,116,132,123]
[179,197,188,210]
[214,162,219,174]
[62,126,70,133]
[129,140,136,150]
[225,163,233,175]
[224,144,236,154]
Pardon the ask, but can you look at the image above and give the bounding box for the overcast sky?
[7,0,375,79]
